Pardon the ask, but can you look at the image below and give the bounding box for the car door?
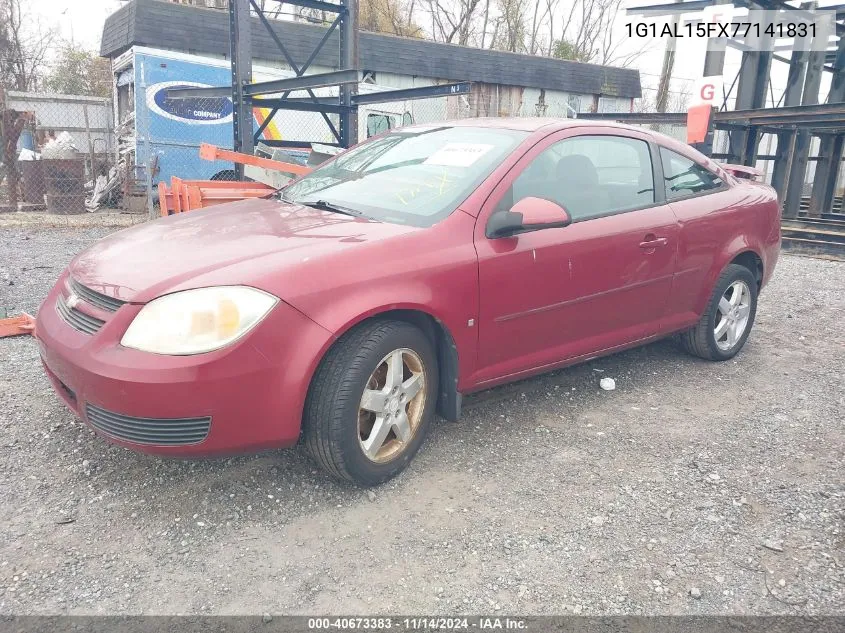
[471,128,680,386]
[654,145,754,332]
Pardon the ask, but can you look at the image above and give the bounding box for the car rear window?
[660,147,724,199]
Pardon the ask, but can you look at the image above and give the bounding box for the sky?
[29,0,123,51]
[26,0,837,109]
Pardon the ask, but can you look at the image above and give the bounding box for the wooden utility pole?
[654,0,684,113]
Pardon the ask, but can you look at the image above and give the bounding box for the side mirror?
[486,197,572,239]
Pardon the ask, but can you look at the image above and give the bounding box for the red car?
[37,119,780,486]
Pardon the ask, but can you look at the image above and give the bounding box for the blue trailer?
[113,46,422,187]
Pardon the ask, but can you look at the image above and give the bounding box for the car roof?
[402,117,652,134]
[395,117,719,174]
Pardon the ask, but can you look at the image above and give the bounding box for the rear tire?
[303,320,438,486]
[679,263,758,361]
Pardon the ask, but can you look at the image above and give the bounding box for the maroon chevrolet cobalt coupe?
[37,119,781,485]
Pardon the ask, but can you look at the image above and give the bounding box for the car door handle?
[639,237,668,249]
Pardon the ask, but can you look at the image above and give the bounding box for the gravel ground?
[0,223,842,616]
[0,212,144,231]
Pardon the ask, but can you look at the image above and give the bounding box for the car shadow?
[74,336,695,497]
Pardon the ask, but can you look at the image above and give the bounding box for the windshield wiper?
[300,199,365,218]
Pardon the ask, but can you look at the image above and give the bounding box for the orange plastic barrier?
[158,177,276,216]
[157,143,311,216]
[199,143,311,176]
[0,313,36,338]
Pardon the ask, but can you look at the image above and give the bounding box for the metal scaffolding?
[167,0,470,178]
[596,0,845,220]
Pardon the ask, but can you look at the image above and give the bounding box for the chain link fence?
[0,91,117,215]
[132,53,347,215]
[6,83,830,218]
[5,79,762,217]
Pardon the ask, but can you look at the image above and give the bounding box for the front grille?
[56,296,105,335]
[69,278,126,313]
[85,404,211,446]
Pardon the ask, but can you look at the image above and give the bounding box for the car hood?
[69,197,417,303]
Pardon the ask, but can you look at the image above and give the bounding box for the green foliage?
[44,44,112,98]
[552,39,592,63]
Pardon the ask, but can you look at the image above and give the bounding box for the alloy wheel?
[357,348,427,463]
[714,280,752,351]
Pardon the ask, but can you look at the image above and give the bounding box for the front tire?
[303,320,438,486]
[679,263,758,361]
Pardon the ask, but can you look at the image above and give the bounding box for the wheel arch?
[309,307,463,423]
[694,242,764,315]
[730,249,764,290]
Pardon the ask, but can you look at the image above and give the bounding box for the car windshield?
[281,126,529,227]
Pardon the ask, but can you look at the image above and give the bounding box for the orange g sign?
[692,75,724,106]
[688,75,723,144]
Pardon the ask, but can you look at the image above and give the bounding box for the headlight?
[121,286,278,355]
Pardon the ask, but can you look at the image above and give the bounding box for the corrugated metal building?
[100,0,641,119]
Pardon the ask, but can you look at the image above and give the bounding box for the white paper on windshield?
[424,143,494,167]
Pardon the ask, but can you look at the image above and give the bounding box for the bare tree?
[556,0,611,63]
[636,82,691,113]
[548,0,647,66]
[0,0,53,91]
[543,0,559,56]
[492,0,529,52]
[423,0,647,66]
[594,0,651,67]
[527,0,558,54]
[359,0,424,37]
[422,0,483,44]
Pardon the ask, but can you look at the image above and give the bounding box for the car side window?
[495,135,655,222]
[660,147,723,199]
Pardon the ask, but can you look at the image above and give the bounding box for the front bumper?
[36,274,334,456]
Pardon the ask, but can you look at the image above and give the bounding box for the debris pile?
[40,132,79,159]
[116,111,136,161]
[83,109,137,211]
[85,163,124,211]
